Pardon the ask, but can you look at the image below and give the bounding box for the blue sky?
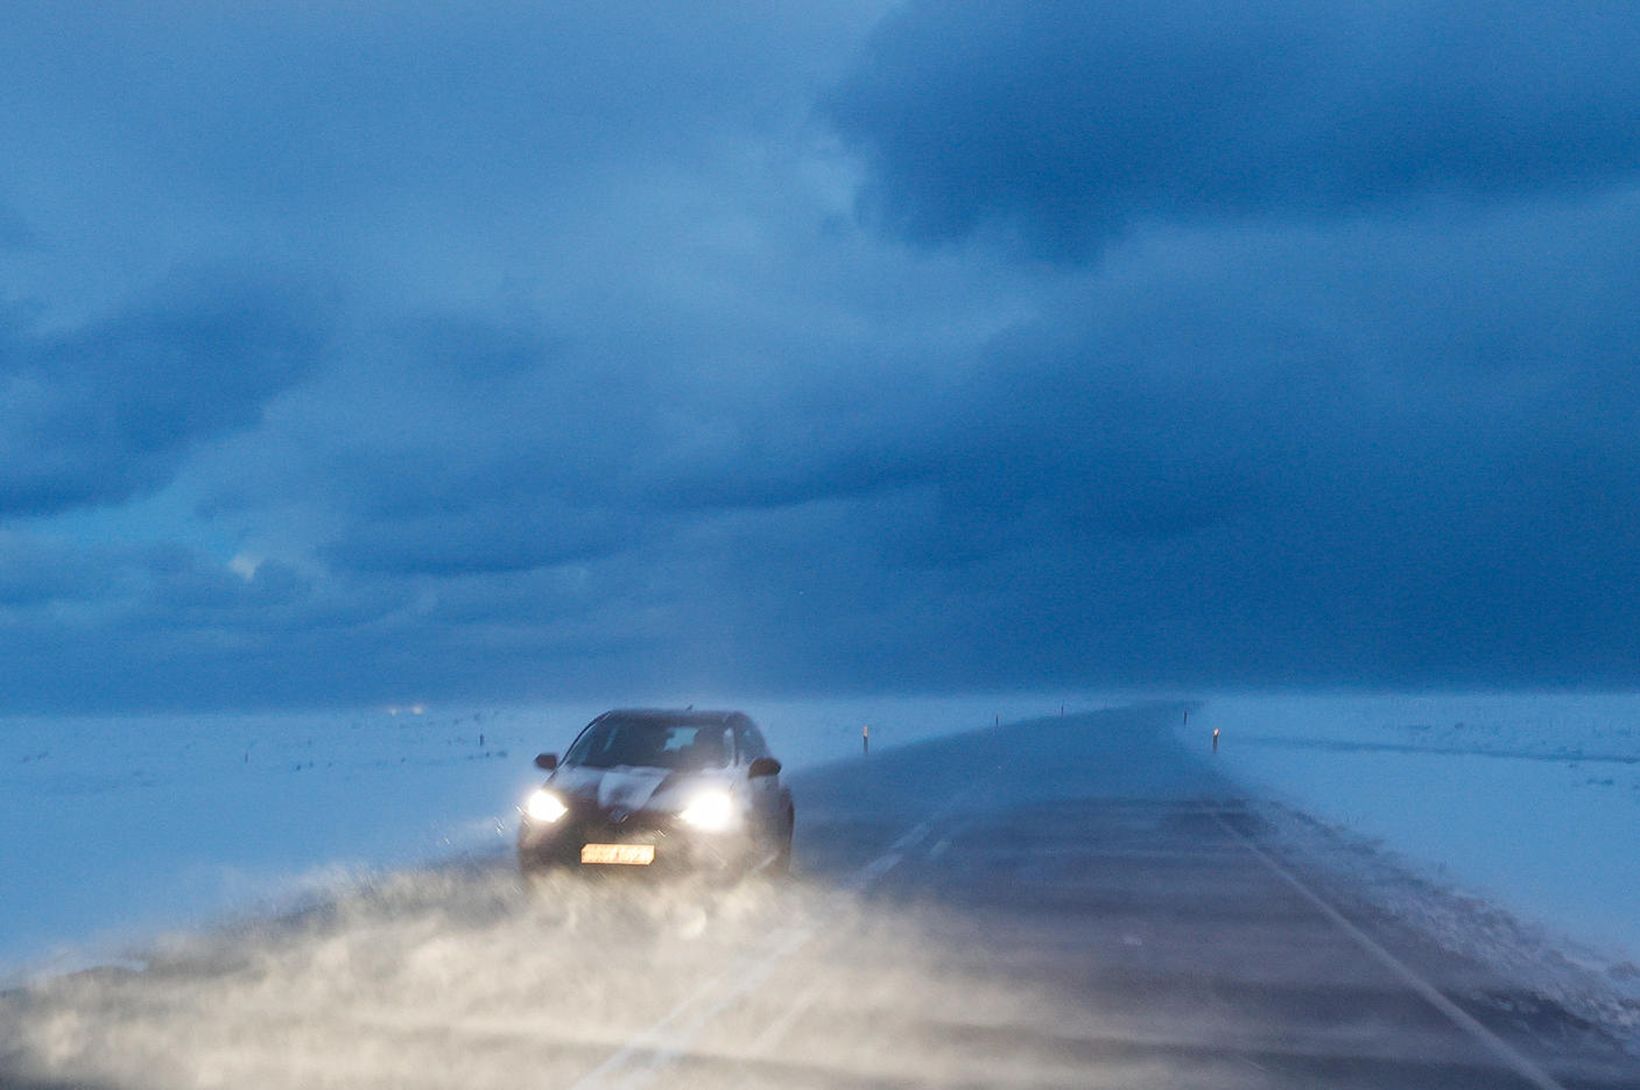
[2,2,1637,710]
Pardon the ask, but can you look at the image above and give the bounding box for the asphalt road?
[3,705,1637,1089]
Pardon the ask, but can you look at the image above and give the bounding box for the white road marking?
[839,850,903,892]
[745,976,828,1057]
[568,923,813,1089]
[1208,810,1568,1090]
[888,818,938,853]
[565,815,943,1090]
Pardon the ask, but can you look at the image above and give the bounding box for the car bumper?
[517,813,758,874]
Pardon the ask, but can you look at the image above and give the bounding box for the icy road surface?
[3,706,1637,1089]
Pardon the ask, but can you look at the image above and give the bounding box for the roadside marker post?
[1212,727,1220,753]
[862,723,870,757]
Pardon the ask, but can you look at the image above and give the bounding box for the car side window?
[735,725,770,763]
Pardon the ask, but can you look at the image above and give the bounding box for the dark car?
[517,708,795,876]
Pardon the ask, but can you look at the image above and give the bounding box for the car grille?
[566,801,673,843]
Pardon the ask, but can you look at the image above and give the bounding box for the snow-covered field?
[1184,693,1640,973]
[8,690,1638,998]
[0,693,1097,980]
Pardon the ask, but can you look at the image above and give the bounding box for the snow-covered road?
[3,706,1636,1088]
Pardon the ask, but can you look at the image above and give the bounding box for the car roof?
[590,708,755,728]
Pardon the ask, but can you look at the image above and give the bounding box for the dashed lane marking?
[565,814,944,1090]
[744,976,829,1058]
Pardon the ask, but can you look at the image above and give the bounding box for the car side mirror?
[534,753,558,771]
[748,756,781,779]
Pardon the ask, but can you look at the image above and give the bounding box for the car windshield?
[564,719,731,771]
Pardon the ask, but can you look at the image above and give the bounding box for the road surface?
[3,704,1636,1088]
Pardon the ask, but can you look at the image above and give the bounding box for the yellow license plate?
[580,843,655,866]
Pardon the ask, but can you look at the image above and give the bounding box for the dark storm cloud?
[323,503,640,577]
[0,204,32,249]
[227,314,664,577]
[938,196,1640,543]
[0,280,326,516]
[0,531,113,607]
[912,198,1640,685]
[610,186,1640,693]
[2,2,1638,709]
[0,1,859,246]
[828,1,1640,258]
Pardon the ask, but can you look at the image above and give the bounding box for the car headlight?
[678,790,737,831]
[525,788,568,823]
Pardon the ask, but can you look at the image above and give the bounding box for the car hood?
[549,764,730,815]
